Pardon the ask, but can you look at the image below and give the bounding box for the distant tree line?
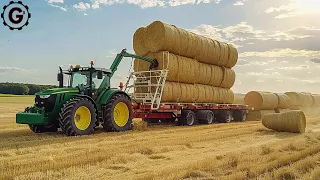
[0,83,58,95]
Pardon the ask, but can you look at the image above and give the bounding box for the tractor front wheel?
[58,97,97,136]
[102,94,133,132]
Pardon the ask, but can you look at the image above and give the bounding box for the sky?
[0,0,320,94]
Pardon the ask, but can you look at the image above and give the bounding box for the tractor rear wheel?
[58,97,97,136]
[29,125,58,133]
[102,94,133,132]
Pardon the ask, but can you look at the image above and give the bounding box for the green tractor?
[16,49,157,136]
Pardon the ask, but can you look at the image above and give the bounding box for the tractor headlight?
[39,95,51,99]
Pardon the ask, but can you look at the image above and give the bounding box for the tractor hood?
[35,88,79,96]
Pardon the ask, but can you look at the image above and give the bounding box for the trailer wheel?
[196,110,214,124]
[233,110,247,122]
[216,110,233,123]
[178,110,196,126]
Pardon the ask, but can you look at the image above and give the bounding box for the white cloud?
[240,49,320,58]
[233,0,249,6]
[84,13,88,16]
[73,2,91,11]
[48,3,68,11]
[266,65,310,71]
[265,0,320,19]
[0,66,38,73]
[48,0,64,3]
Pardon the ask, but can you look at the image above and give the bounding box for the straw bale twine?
[246,110,276,121]
[227,44,238,67]
[220,67,236,89]
[133,27,149,56]
[312,94,320,107]
[275,93,291,109]
[262,110,306,133]
[244,91,279,110]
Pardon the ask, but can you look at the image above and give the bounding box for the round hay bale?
[161,82,173,102]
[132,119,148,131]
[185,83,195,102]
[244,91,279,110]
[179,83,188,103]
[147,52,179,81]
[246,110,276,121]
[186,32,198,58]
[170,82,182,102]
[192,84,199,103]
[197,85,207,103]
[312,94,320,107]
[204,85,213,103]
[208,65,223,87]
[133,58,150,72]
[220,67,236,89]
[299,92,314,107]
[275,93,291,109]
[145,21,178,53]
[197,62,210,85]
[218,42,229,67]
[262,110,306,133]
[175,27,189,56]
[194,36,207,63]
[285,92,314,107]
[227,44,238,68]
[133,27,149,56]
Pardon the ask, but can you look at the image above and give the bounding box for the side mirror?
[97,71,103,79]
[57,73,63,87]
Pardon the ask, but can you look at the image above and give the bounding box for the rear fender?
[98,89,131,105]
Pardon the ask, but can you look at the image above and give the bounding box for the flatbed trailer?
[132,103,248,125]
[124,62,249,126]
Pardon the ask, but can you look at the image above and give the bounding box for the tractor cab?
[57,62,113,99]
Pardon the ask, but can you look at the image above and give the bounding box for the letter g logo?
[1,1,31,30]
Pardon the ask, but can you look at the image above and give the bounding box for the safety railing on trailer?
[124,51,170,110]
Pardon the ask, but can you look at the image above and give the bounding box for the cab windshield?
[70,71,103,89]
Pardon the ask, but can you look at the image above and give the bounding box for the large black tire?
[178,110,196,126]
[29,124,58,133]
[233,110,247,122]
[216,110,233,123]
[102,94,133,132]
[196,110,214,124]
[58,97,97,136]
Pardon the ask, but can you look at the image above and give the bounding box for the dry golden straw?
[244,91,279,110]
[312,94,320,107]
[262,110,306,133]
[131,119,148,131]
[285,92,314,107]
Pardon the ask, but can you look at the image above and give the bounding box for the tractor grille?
[35,95,57,112]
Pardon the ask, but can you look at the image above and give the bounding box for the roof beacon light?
[90,61,94,65]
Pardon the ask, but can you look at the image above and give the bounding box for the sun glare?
[296,0,320,12]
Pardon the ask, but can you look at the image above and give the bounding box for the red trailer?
[124,69,248,126]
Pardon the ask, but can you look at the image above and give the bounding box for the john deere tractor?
[16,49,157,136]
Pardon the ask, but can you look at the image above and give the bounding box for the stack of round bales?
[244,91,291,121]
[132,21,238,104]
[285,92,314,109]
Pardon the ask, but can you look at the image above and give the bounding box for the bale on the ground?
[133,27,149,56]
[244,91,279,110]
[275,109,291,113]
[131,119,148,131]
[275,93,291,109]
[246,110,276,121]
[262,110,306,133]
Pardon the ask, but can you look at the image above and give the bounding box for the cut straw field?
[0,95,320,180]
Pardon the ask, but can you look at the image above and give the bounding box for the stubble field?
[0,95,320,180]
